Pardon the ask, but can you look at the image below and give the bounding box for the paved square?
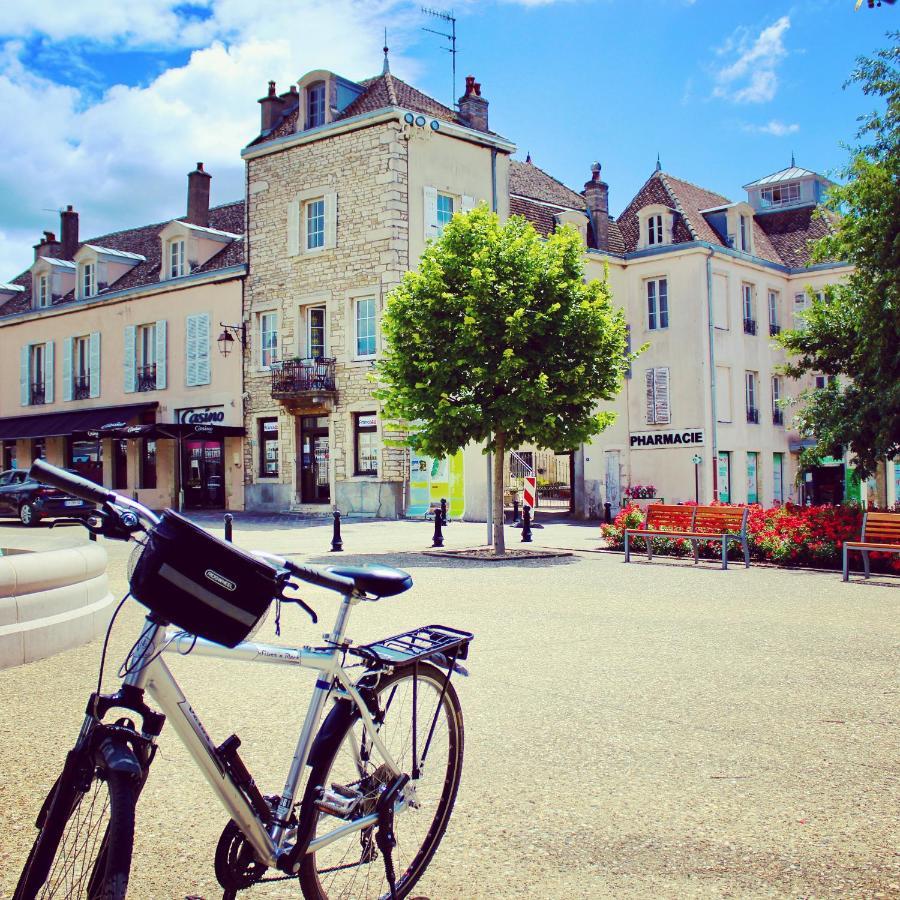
[1,517,897,898]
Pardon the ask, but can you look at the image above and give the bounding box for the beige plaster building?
[240,66,513,515]
[0,167,247,513]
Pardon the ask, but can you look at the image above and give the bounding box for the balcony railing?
[73,374,91,400]
[746,407,760,424]
[136,364,157,393]
[743,317,757,335]
[769,323,781,336]
[271,358,337,398]
[773,408,784,426]
[30,383,46,405]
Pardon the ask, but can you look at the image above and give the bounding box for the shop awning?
[0,402,158,440]
[99,422,245,439]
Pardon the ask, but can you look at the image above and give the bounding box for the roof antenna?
[655,152,662,172]
[383,28,390,74]
[422,7,458,108]
[790,150,795,168]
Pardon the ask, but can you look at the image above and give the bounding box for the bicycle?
[14,459,472,900]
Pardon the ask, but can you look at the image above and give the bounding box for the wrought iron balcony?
[271,358,337,400]
[30,383,46,405]
[769,323,781,336]
[772,408,784,426]
[743,317,757,335]
[746,407,760,424]
[73,374,91,400]
[136,364,157,393]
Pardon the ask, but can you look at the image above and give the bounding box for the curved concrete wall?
[0,544,115,669]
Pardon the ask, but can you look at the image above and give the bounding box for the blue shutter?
[44,341,54,404]
[20,345,29,406]
[155,320,167,390]
[196,313,210,386]
[185,314,198,386]
[124,325,136,393]
[63,338,73,402]
[89,332,101,398]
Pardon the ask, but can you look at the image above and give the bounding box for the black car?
[0,468,96,527]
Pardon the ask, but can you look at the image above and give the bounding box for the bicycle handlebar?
[251,551,356,595]
[29,459,118,507]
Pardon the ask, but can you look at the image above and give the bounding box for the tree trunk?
[493,431,506,555]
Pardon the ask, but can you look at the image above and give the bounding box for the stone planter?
[629,497,664,512]
[0,544,115,669]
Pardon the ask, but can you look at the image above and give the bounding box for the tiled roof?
[0,200,245,318]
[509,160,585,209]
[756,205,837,268]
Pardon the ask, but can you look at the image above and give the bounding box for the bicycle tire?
[298,662,464,900]
[14,763,136,900]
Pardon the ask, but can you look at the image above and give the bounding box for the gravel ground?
[0,516,898,899]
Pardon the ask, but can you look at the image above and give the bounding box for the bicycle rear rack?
[350,625,472,668]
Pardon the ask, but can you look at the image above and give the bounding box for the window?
[772,376,783,425]
[742,284,756,334]
[68,433,102,483]
[308,306,326,358]
[436,193,454,235]
[739,215,750,252]
[137,323,157,391]
[258,417,279,477]
[646,278,668,330]
[746,451,759,504]
[185,313,211,387]
[647,214,663,246]
[745,371,759,423]
[260,312,278,368]
[355,298,376,358]
[2,439,17,470]
[307,81,326,128]
[113,439,128,490]
[32,439,46,461]
[73,335,90,399]
[793,291,810,329]
[306,199,325,250]
[36,274,50,308]
[30,344,46,405]
[768,290,780,335]
[354,413,378,475]
[815,375,827,390]
[81,263,96,299]
[169,240,186,278]
[140,439,157,489]
[644,367,670,425]
[773,452,784,503]
[761,182,800,208]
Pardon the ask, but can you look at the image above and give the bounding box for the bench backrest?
[861,511,900,545]
[694,505,748,534]
[643,504,696,530]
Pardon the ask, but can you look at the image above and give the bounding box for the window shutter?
[424,186,438,240]
[287,199,300,257]
[20,345,29,406]
[325,192,337,249]
[62,337,73,402]
[44,341,54,404]
[654,366,670,424]
[155,320,167,389]
[645,368,656,425]
[185,314,198,386]
[461,195,475,213]
[89,332,101,398]
[124,325,136,393]
[186,314,210,386]
[793,292,808,329]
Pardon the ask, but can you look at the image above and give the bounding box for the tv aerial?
[421,7,458,107]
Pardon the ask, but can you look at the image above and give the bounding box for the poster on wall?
[718,452,730,503]
[408,450,465,518]
[746,452,758,504]
[773,452,784,503]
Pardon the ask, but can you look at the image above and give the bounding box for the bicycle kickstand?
[374,773,410,900]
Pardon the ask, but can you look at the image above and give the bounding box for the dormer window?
[739,215,750,252]
[647,214,663,246]
[36,274,50,309]
[761,182,800,208]
[639,207,672,250]
[169,239,186,278]
[80,263,96,299]
[307,81,326,129]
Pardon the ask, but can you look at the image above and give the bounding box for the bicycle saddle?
[325,565,413,598]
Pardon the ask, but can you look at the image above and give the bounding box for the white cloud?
[0,1,422,280]
[713,15,790,104]
[744,119,800,137]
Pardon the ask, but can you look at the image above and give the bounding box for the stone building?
[240,64,513,514]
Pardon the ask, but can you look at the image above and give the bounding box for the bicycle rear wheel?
[298,663,464,900]
[14,759,136,900]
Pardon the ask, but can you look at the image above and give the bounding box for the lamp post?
[217,322,248,357]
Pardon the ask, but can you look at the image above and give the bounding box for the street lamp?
[217,322,248,357]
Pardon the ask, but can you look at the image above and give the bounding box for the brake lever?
[280,581,318,624]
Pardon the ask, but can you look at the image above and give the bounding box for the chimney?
[60,205,79,259]
[34,230,62,261]
[186,162,211,227]
[583,162,610,252]
[258,80,285,133]
[457,75,489,132]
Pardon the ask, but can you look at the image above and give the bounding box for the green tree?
[375,205,633,553]
[778,33,900,478]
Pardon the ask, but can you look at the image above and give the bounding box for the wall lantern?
[217,322,248,357]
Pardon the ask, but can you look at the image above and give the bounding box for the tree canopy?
[778,33,900,477]
[375,205,632,552]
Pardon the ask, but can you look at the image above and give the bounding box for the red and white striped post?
[523,476,537,513]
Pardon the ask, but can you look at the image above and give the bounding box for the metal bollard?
[432,505,445,548]
[512,497,521,526]
[330,509,343,552]
[441,497,448,525]
[224,513,233,543]
[521,505,533,543]
[604,502,612,524]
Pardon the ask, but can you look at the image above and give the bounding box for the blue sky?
[0,0,891,281]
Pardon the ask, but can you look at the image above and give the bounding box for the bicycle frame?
[116,592,404,873]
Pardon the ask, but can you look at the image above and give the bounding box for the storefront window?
[259,418,279,477]
[354,413,378,476]
[2,440,16,470]
[69,432,103,484]
[140,439,157,489]
[113,439,128,490]
[32,439,46,462]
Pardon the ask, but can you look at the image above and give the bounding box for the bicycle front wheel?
[299,663,464,900]
[14,763,136,900]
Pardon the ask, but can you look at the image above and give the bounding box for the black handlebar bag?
[129,510,283,647]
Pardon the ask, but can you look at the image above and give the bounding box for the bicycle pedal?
[316,783,363,817]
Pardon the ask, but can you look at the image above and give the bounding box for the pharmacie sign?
[630,429,705,449]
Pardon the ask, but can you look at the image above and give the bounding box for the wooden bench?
[624,504,750,570]
[842,511,900,581]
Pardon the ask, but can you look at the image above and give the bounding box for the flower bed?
[601,501,900,572]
